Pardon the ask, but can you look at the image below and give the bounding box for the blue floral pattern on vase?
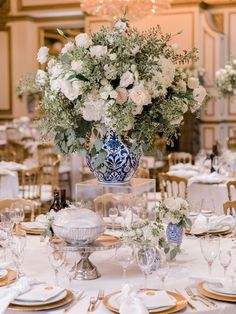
[166,223,183,246]
[86,130,141,184]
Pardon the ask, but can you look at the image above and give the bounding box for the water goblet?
[219,249,232,276]
[212,156,221,173]
[48,238,66,286]
[136,244,156,289]
[109,207,118,232]
[9,230,26,279]
[12,203,25,230]
[200,199,215,231]
[200,236,220,275]
[64,250,77,290]
[115,240,134,283]
[156,261,170,288]
[1,207,15,230]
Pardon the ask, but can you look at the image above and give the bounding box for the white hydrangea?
[81,91,105,121]
[129,83,151,115]
[90,45,107,58]
[37,46,49,64]
[157,56,176,88]
[164,198,181,211]
[104,64,117,80]
[60,79,83,101]
[71,60,84,73]
[114,20,127,32]
[35,70,47,86]
[120,71,134,88]
[61,42,74,54]
[193,86,207,103]
[188,77,199,89]
[75,33,90,48]
[109,53,117,61]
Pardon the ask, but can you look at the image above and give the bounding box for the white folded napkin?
[15,285,65,302]
[0,277,30,314]
[190,214,234,235]
[167,170,199,178]
[189,172,225,184]
[170,163,197,171]
[0,161,26,172]
[103,216,124,225]
[21,222,47,230]
[190,274,236,292]
[0,262,12,270]
[35,214,48,225]
[0,168,15,176]
[119,284,149,314]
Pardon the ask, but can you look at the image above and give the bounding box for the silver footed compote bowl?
[52,207,120,279]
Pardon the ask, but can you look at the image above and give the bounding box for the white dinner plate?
[109,291,176,313]
[208,225,231,233]
[0,269,8,280]
[11,290,67,306]
[203,282,236,297]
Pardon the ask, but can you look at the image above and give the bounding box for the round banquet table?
[5,234,236,314]
[0,173,19,200]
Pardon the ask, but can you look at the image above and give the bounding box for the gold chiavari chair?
[41,153,60,193]
[135,160,150,179]
[223,200,236,216]
[0,199,35,222]
[168,152,193,167]
[6,127,21,142]
[226,181,236,201]
[0,148,16,162]
[159,173,188,201]
[18,166,42,202]
[8,140,27,163]
[94,193,118,217]
[37,143,54,163]
[227,129,236,151]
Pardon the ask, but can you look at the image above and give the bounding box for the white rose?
[116,87,128,104]
[129,83,151,114]
[81,91,105,121]
[35,70,47,86]
[109,53,117,61]
[120,71,134,88]
[188,77,199,89]
[50,78,61,92]
[109,90,118,99]
[37,46,49,64]
[100,91,109,100]
[90,45,107,58]
[176,197,188,209]
[60,79,83,101]
[71,60,84,73]
[104,84,113,92]
[75,33,90,48]
[193,86,207,103]
[101,78,108,86]
[48,63,64,79]
[104,64,117,80]
[61,42,74,54]
[170,116,184,125]
[164,198,181,211]
[178,80,186,92]
[114,20,127,32]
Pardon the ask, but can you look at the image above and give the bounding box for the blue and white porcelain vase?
[166,223,183,246]
[86,129,141,184]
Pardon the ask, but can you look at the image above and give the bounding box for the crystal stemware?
[108,207,118,232]
[136,244,156,289]
[200,236,220,275]
[115,240,134,283]
[64,250,77,290]
[156,260,170,288]
[219,249,232,276]
[12,203,25,230]
[9,230,27,279]
[48,239,66,286]
[212,156,221,173]
[200,199,215,231]
[0,223,10,262]
[1,207,15,230]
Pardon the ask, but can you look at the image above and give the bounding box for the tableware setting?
[20,222,47,235]
[189,172,226,185]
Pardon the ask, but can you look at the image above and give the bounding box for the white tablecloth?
[5,235,236,314]
[0,173,19,200]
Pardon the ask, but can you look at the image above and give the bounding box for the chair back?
[19,166,42,200]
[41,153,60,191]
[159,173,188,201]
[0,199,35,221]
[8,140,26,163]
[135,160,150,179]
[223,200,236,216]
[227,130,236,151]
[226,180,236,201]
[0,148,16,162]
[37,143,54,165]
[153,136,166,162]
[94,193,118,216]
[6,127,21,141]
[168,152,192,167]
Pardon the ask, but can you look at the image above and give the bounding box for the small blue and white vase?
[166,223,183,246]
[86,129,141,184]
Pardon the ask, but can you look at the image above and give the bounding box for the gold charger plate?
[197,282,236,303]
[185,228,232,237]
[19,225,45,235]
[103,289,187,314]
[0,269,17,287]
[8,290,73,311]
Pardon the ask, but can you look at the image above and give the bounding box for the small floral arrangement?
[215,57,236,97]
[34,16,206,164]
[157,197,192,228]
[221,150,236,166]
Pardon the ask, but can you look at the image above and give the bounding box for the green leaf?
[67,73,77,81]
[77,73,88,82]
[79,149,87,157]
[61,54,70,63]
[78,137,86,145]
[95,139,103,151]
[57,28,68,40]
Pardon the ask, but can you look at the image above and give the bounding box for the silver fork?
[87,296,97,312]
[64,290,84,313]
[90,289,105,311]
[185,287,217,308]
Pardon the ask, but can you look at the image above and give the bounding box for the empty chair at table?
[227,130,236,151]
[168,152,193,167]
[159,173,188,201]
[37,143,54,164]
[0,199,35,222]
[18,166,42,201]
[8,140,27,163]
[0,147,16,162]
[223,200,236,216]
[226,181,236,201]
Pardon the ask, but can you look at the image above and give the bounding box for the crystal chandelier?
[80,0,172,20]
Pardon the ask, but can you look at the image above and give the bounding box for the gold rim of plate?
[197,282,236,302]
[103,289,187,314]
[20,225,45,235]
[0,269,17,287]
[8,290,73,311]
[185,228,232,236]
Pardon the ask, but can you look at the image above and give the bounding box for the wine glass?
[156,260,170,288]
[48,239,66,286]
[12,203,25,230]
[1,207,15,230]
[200,236,220,275]
[213,156,221,173]
[200,199,215,231]
[136,244,156,289]
[9,230,27,279]
[109,207,118,232]
[196,150,207,172]
[115,240,134,283]
[64,250,77,290]
[219,249,232,276]
[0,223,10,262]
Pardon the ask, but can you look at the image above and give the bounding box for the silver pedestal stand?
[65,235,120,280]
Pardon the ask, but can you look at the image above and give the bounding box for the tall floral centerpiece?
[35,17,206,184]
[215,57,236,97]
[157,197,192,246]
